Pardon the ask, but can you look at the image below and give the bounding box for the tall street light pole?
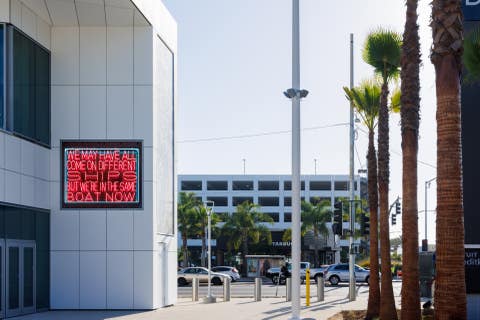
[423,177,436,251]
[203,200,216,303]
[283,1,308,318]
[348,33,356,302]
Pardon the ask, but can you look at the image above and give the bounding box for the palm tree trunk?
[378,82,398,320]
[366,129,380,320]
[400,1,421,319]
[201,225,206,267]
[431,2,466,317]
[182,233,189,267]
[313,229,319,267]
[242,236,249,277]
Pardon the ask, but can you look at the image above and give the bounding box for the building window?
[334,181,348,191]
[265,212,279,222]
[181,180,202,190]
[258,197,279,207]
[310,196,331,206]
[232,181,254,190]
[232,197,253,206]
[310,181,331,191]
[207,196,228,207]
[258,181,279,190]
[284,212,291,222]
[1,25,51,146]
[284,181,305,190]
[207,181,228,190]
[283,197,305,207]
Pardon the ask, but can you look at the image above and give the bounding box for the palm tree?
[192,204,220,267]
[221,201,274,276]
[400,1,421,319]
[463,26,480,83]
[344,79,381,319]
[363,28,402,320]
[177,192,200,267]
[431,1,467,318]
[300,200,331,267]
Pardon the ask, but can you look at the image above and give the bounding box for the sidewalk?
[14,287,402,320]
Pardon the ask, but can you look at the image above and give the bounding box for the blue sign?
[463,0,480,21]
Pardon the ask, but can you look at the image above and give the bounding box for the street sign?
[463,0,480,21]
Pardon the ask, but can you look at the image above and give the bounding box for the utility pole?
[348,33,356,302]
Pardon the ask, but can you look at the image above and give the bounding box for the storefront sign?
[465,248,480,293]
[463,0,480,21]
[61,141,142,208]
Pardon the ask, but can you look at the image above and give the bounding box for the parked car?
[177,267,229,286]
[323,263,370,285]
[211,266,241,282]
[266,262,326,284]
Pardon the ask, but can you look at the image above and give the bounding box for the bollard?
[192,278,199,301]
[306,269,310,306]
[254,277,262,301]
[223,277,231,302]
[286,278,292,301]
[317,276,324,302]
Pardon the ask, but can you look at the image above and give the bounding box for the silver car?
[211,266,241,282]
[177,267,229,286]
[323,263,370,285]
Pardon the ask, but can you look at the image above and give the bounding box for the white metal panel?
[106,86,133,138]
[34,179,50,209]
[45,0,77,26]
[20,4,36,40]
[49,181,61,212]
[79,212,106,250]
[133,27,152,85]
[20,175,35,207]
[50,212,79,250]
[0,169,5,202]
[10,0,21,27]
[0,0,9,23]
[50,148,60,183]
[106,251,133,309]
[5,171,21,204]
[76,0,105,27]
[79,251,106,309]
[51,27,79,85]
[106,5,133,27]
[133,181,153,250]
[133,251,153,309]
[20,0,51,25]
[106,211,133,250]
[51,85,80,146]
[0,133,4,169]
[106,27,133,85]
[143,147,152,182]
[4,135,21,173]
[79,86,107,139]
[133,86,153,146]
[80,27,106,85]
[21,140,35,176]
[50,251,79,309]
[34,144,50,181]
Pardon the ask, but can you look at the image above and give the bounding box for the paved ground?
[14,282,404,320]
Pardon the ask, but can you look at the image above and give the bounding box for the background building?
[0,0,177,317]
[178,174,366,267]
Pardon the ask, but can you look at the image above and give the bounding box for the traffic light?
[332,202,343,236]
[360,213,370,236]
[395,200,401,215]
[392,213,397,225]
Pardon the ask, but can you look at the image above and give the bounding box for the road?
[178,280,403,299]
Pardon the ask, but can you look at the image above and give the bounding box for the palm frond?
[390,87,401,113]
[363,28,402,82]
[464,26,480,83]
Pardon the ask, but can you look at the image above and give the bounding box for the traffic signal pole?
[348,33,356,302]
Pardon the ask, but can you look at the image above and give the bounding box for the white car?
[177,267,229,286]
[211,266,241,282]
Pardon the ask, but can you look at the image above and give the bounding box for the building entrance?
[2,240,36,318]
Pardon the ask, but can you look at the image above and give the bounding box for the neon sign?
[61,141,142,208]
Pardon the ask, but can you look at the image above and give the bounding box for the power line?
[178,122,349,143]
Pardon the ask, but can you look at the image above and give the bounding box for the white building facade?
[179,174,366,265]
[0,0,177,317]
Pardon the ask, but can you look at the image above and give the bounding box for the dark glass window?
[258,197,279,206]
[232,197,253,206]
[11,27,50,146]
[258,181,279,190]
[284,181,305,190]
[334,181,348,191]
[207,181,228,190]
[232,181,254,190]
[310,181,331,191]
[206,197,228,207]
[181,180,202,190]
[265,212,279,222]
[284,212,291,222]
[283,197,305,207]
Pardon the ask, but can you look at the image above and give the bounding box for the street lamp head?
[299,89,309,98]
[283,88,297,98]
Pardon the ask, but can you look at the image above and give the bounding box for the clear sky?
[162,0,438,244]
